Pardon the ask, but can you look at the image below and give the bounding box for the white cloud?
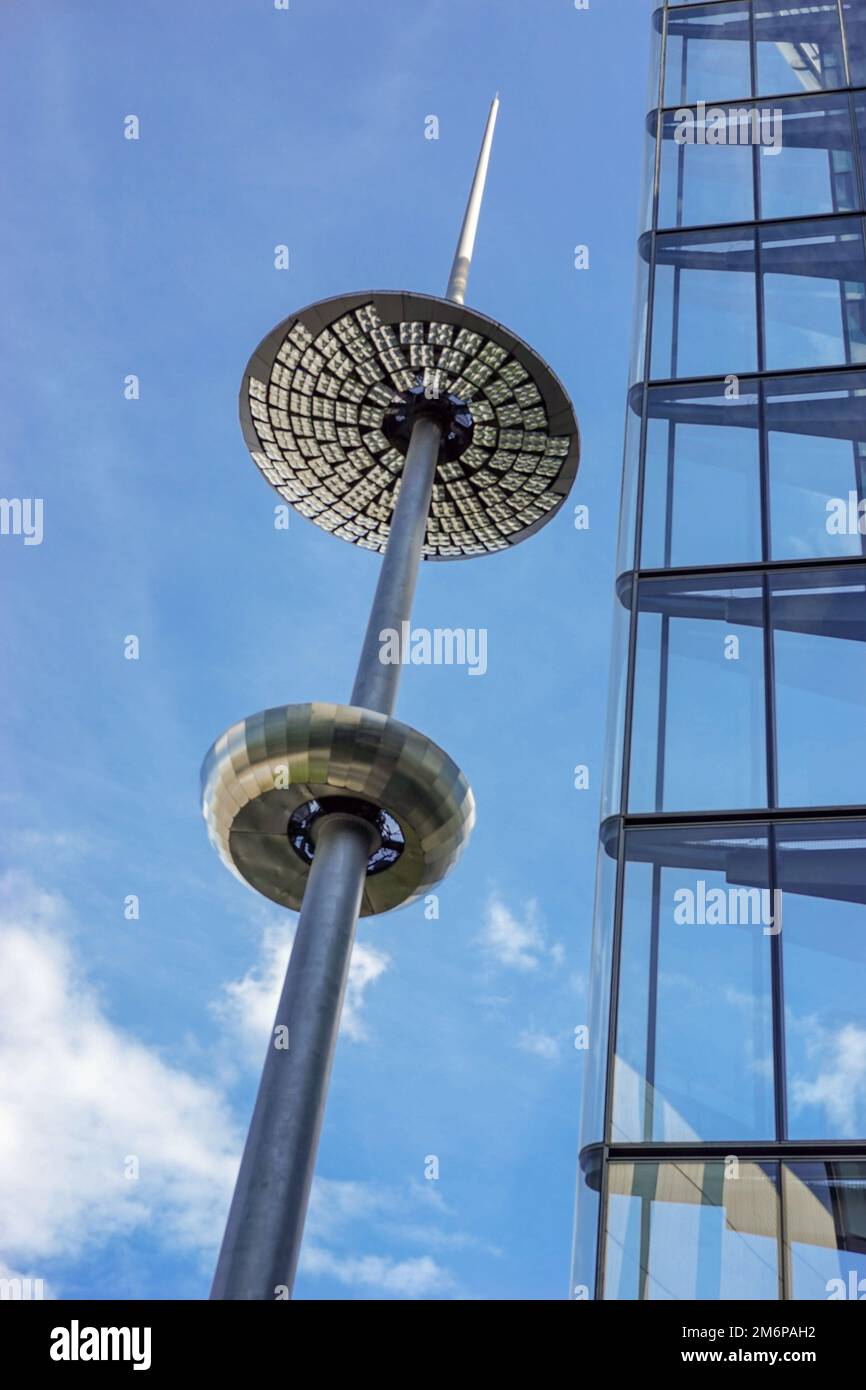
[300,1177,467,1297]
[517,1029,561,1062]
[2,828,93,862]
[0,873,473,1300]
[301,1247,452,1298]
[791,1020,866,1132]
[0,871,240,1269]
[305,1177,393,1243]
[478,894,561,972]
[391,1224,502,1257]
[213,920,390,1056]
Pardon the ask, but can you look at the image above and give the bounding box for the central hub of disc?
[381,379,474,462]
[288,795,406,877]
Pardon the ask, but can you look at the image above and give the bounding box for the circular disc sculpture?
[203,95,579,1301]
[239,290,578,560]
[202,702,474,916]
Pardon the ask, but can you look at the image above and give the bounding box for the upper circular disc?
[239,290,580,560]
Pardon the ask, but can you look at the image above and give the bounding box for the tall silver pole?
[212,416,443,1301]
[445,92,499,305]
[211,814,374,1300]
[211,98,499,1300]
[350,415,443,715]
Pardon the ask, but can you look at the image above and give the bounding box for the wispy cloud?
[517,1028,561,1062]
[300,1247,452,1298]
[478,893,562,972]
[212,919,390,1055]
[791,1019,866,1133]
[300,1176,497,1297]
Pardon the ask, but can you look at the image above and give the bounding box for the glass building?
[573,0,866,1300]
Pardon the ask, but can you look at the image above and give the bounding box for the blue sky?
[0,0,651,1300]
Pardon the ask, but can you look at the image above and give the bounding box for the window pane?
[777,823,866,1139]
[618,394,642,575]
[602,589,632,819]
[629,574,768,812]
[632,240,651,385]
[642,114,659,234]
[845,1,866,87]
[761,217,866,371]
[766,370,866,561]
[572,1152,602,1300]
[785,1163,866,1300]
[652,228,758,378]
[854,94,866,191]
[641,379,763,568]
[664,3,752,107]
[613,826,775,1143]
[658,106,756,228]
[771,566,866,806]
[581,831,619,1142]
[759,95,859,220]
[755,1,846,96]
[604,1161,780,1300]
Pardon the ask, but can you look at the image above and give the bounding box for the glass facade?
[573,0,866,1301]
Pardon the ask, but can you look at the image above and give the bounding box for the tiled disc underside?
[245,300,572,559]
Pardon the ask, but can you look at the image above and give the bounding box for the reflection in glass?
[618,399,642,575]
[766,371,866,560]
[754,1,846,96]
[572,1161,600,1300]
[664,3,752,108]
[771,566,866,806]
[604,1161,780,1300]
[641,380,762,568]
[641,115,659,235]
[581,834,619,1144]
[631,247,651,386]
[613,825,774,1142]
[628,574,767,812]
[856,94,866,186]
[658,106,755,229]
[846,1,866,89]
[601,591,632,820]
[759,95,858,220]
[776,824,866,1139]
[761,218,866,370]
[635,373,866,567]
[785,1163,866,1299]
[651,228,758,378]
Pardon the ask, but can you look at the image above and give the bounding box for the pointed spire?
[444,94,500,305]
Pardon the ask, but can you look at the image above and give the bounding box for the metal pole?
[350,415,443,715]
[212,98,499,1301]
[444,93,499,305]
[210,814,375,1300]
[212,418,441,1300]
